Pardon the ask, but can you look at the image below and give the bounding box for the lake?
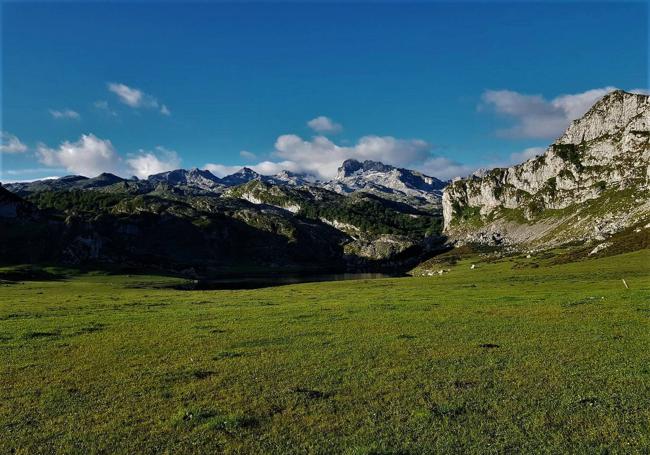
[174,272,402,290]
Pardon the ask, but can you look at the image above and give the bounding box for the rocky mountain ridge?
[442,90,649,249]
[5,159,446,208]
[324,159,445,208]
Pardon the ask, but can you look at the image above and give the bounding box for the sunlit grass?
[1,250,649,453]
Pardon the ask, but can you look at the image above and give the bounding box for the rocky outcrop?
[442,90,650,246]
[343,235,417,260]
[267,170,310,187]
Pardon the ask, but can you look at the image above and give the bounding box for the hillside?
[0,162,444,275]
[4,91,650,271]
[442,90,650,251]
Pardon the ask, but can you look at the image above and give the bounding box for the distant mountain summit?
[220,167,261,186]
[148,168,223,190]
[337,159,394,177]
[219,167,310,187]
[324,159,446,207]
[267,170,310,187]
[5,159,447,209]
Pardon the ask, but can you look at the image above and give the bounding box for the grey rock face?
[442,90,650,245]
[148,168,223,190]
[558,90,649,145]
[344,234,416,260]
[267,170,311,187]
[325,159,446,207]
[220,167,262,186]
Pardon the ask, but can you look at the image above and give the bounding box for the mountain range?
[1,90,648,275]
[5,159,445,205]
[1,160,446,275]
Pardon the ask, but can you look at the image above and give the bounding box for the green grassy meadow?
[1,250,649,453]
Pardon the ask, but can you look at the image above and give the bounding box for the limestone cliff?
[442,90,650,247]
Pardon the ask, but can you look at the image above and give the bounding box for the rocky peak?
[337,159,364,178]
[96,172,121,179]
[220,167,262,186]
[85,173,124,186]
[270,170,310,186]
[337,159,396,179]
[327,159,445,208]
[58,175,89,184]
[558,90,649,145]
[147,168,222,189]
[442,89,650,246]
[274,170,300,179]
[333,159,443,190]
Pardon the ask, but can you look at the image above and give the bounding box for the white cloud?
[126,146,181,178]
[37,134,122,177]
[49,109,80,120]
[307,116,342,134]
[94,100,118,117]
[4,168,65,176]
[107,82,169,115]
[273,134,431,179]
[239,150,257,160]
[205,132,560,182]
[0,132,28,154]
[108,83,144,107]
[206,134,443,180]
[253,160,302,176]
[203,163,245,178]
[35,133,180,178]
[481,87,617,139]
[509,146,546,164]
[419,157,476,181]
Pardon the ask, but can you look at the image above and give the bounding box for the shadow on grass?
[292,387,333,400]
[0,265,66,282]
[23,330,61,339]
[172,408,259,432]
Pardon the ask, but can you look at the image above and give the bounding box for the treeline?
[27,190,125,213]
[300,196,441,237]
[25,187,443,238]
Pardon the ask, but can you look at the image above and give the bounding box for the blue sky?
[1,1,648,181]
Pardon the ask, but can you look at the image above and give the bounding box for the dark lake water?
[175,272,402,290]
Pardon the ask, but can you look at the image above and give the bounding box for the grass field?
[1,250,649,454]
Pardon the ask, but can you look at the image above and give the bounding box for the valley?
[2,91,648,276]
[2,3,649,453]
